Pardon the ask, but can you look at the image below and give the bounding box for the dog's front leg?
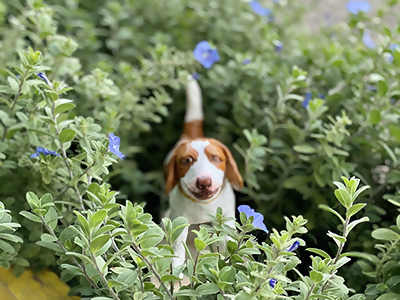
[172,225,189,277]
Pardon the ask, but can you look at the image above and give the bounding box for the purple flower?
[37,72,51,86]
[109,133,125,159]
[388,43,399,62]
[286,241,300,252]
[193,41,220,69]
[275,41,283,52]
[346,1,371,14]
[238,205,269,233]
[192,72,200,80]
[243,59,251,65]
[302,92,312,108]
[269,278,277,288]
[250,1,271,16]
[363,30,375,49]
[30,147,59,158]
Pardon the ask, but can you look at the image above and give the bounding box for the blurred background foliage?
[1,0,400,295]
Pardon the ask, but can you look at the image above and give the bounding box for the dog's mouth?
[188,187,220,200]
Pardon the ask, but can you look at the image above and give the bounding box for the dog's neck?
[168,179,236,225]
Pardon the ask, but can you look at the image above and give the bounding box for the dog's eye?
[211,155,222,163]
[181,156,194,165]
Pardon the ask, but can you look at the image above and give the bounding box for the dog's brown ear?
[211,139,243,191]
[164,142,184,194]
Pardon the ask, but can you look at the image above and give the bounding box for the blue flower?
[192,72,200,80]
[243,59,251,65]
[363,30,375,49]
[30,147,60,158]
[286,241,300,252]
[318,93,325,99]
[238,205,269,233]
[269,278,277,288]
[368,85,377,92]
[193,41,220,69]
[346,1,371,14]
[275,41,283,52]
[387,43,399,62]
[250,1,271,16]
[37,72,51,86]
[109,133,125,159]
[302,92,312,108]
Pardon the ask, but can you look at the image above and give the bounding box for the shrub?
[0,0,400,298]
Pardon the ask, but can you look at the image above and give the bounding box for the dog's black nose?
[196,176,212,190]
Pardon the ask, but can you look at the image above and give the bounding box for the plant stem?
[40,216,99,290]
[320,216,350,294]
[51,101,85,210]
[1,70,29,141]
[89,251,120,300]
[304,283,316,300]
[130,237,175,300]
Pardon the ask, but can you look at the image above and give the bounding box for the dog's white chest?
[168,181,236,224]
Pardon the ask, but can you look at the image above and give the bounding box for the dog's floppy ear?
[164,155,178,194]
[163,141,185,194]
[211,139,243,191]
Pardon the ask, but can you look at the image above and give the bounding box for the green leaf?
[66,252,93,264]
[371,228,400,241]
[318,204,345,224]
[306,248,331,259]
[196,282,220,295]
[370,109,381,125]
[346,203,366,218]
[90,234,110,255]
[8,77,19,93]
[347,216,369,233]
[19,211,42,223]
[161,274,182,282]
[137,227,164,249]
[310,270,323,282]
[327,231,346,247]
[41,233,57,242]
[376,294,400,300]
[89,209,107,231]
[59,227,79,242]
[59,128,76,143]
[334,189,351,208]
[227,240,238,255]
[293,144,316,154]
[54,99,76,115]
[36,241,63,252]
[0,240,15,253]
[74,211,90,235]
[194,238,206,252]
[170,217,189,244]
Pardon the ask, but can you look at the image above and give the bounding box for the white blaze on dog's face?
[164,138,243,202]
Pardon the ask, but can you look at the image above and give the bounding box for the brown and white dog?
[163,76,243,271]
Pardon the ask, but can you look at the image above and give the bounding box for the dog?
[163,76,243,272]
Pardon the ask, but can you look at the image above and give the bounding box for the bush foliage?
[0,0,400,299]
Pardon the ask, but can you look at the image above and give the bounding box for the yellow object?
[0,267,79,300]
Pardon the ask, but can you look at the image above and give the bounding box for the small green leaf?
[370,109,381,125]
[371,228,400,241]
[19,211,42,223]
[59,128,76,143]
[160,274,182,282]
[306,248,331,259]
[90,234,110,254]
[194,238,206,251]
[0,240,15,253]
[318,204,345,224]
[310,270,323,282]
[346,203,366,218]
[196,282,220,295]
[293,144,316,154]
[89,210,107,230]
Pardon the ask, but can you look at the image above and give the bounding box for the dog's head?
[164,138,243,202]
